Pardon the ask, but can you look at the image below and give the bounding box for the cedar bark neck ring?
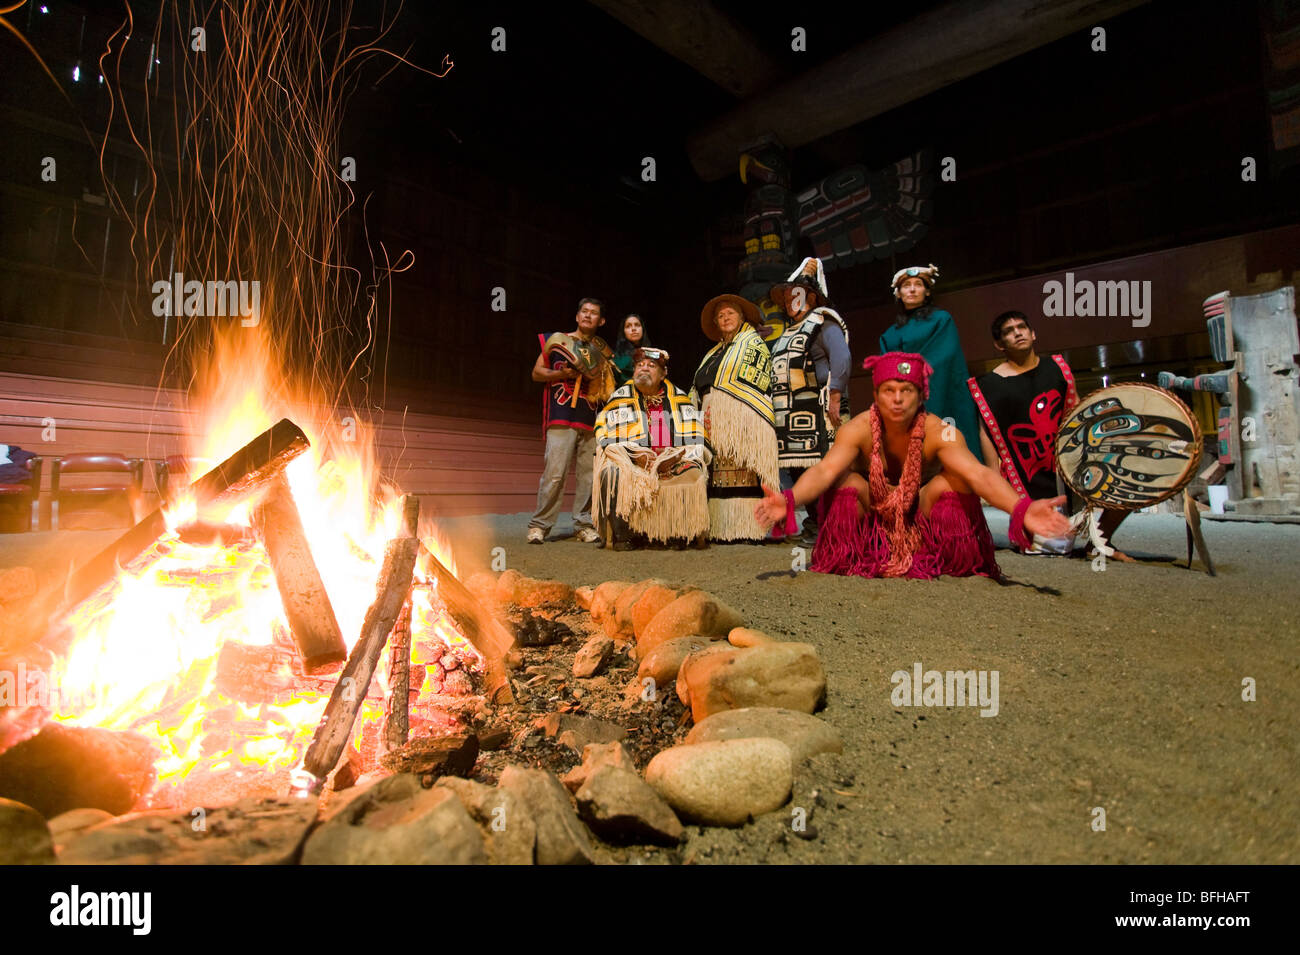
[57,418,312,620]
[254,474,347,674]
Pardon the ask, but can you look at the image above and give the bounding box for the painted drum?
[1056,382,1202,511]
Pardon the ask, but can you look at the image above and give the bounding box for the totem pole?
[737,134,797,343]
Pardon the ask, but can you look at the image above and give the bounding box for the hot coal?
[514,610,573,648]
[380,733,479,780]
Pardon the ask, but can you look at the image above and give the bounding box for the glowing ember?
[47,328,477,805]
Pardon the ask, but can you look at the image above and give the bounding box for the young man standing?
[967,311,1077,492]
[528,297,612,544]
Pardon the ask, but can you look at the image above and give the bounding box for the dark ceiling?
[345,0,958,207]
[4,0,1294,309]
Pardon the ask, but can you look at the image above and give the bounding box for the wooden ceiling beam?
[686,0,1153,181]
[586,0,783,99]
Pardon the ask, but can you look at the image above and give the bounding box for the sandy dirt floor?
[3,509,1297,864]
[439,509,1300,864]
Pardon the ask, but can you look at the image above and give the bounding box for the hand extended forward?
[1024,495,1072,539]
[753,484,787,530]
[756,486,1071,539]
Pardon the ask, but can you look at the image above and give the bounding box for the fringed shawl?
[690,324,774,425]
[595,381,710,453]
[596,445,710,542]
[594,381,711,542]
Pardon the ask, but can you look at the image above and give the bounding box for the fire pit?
[0,336,834,864]
[5,389,512,813]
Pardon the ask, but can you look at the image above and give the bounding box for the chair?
[154,455,213,508]
[48,453,144,530]
[0,456,42,532]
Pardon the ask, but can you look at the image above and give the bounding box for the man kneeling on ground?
[967,309,1079,555]
[968,310,1131,559]
[755,351,1071,578]
[594,347,712,551]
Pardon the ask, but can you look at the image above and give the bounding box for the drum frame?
[1055,381,1203,511]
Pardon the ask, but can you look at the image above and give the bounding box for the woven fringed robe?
[594,381,711,542]
[691,324,779,541]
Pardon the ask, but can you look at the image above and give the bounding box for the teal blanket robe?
[879,308,981,454]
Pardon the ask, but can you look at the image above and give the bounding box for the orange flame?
[49,327,472,804]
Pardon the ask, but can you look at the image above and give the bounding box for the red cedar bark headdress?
[633,346,669,369]
[862,352,933,399]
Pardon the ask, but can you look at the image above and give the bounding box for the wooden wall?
[848,225,1300,363]
[0,368,563,522]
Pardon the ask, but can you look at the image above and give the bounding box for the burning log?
[419,542,515,703]
[213,641,298,704]
[379,732,478,780]
[301,496,420,783]
[176,521,255,548]
[254,474,347,673]
[59,419,311,616]
[384,600,413,750]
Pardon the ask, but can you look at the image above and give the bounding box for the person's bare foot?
[1081,545,1133,561]
[1089,546,1134,562]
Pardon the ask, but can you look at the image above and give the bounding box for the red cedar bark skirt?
[810,487,1002,580]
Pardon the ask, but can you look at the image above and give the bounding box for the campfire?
[0,330,836,862]
[14,332,512,811]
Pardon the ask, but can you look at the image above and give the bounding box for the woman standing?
[879,264,981,455]
[611,314,651,386]
[691,294,779,542]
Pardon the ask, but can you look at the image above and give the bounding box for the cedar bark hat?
[863,352,933,398]
[769,256,833,311]
[700,294,762,341]
[633,346,669,369]
[890,263,940,298]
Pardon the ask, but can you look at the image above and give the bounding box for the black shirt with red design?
[973,358,1072,500]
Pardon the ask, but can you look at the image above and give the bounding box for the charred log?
[379,732,478,780]
[419,543,515,703]
[383,600,413,750]
[254,475,347,673]
[213,641,299,704]
[176,521,255,547]
[59,419,311,617]
[301,497,419,781]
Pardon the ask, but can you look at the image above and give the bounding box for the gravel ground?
[436,509,1300,864]
[3,510,1297,864]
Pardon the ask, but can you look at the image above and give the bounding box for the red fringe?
[1008,495,1033,551]
[914,492,1001,580]
[849,518,894,578]
[810,487,862,574]
[812,490,1001,580]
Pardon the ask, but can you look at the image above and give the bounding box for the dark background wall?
[1,0,1297,432]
